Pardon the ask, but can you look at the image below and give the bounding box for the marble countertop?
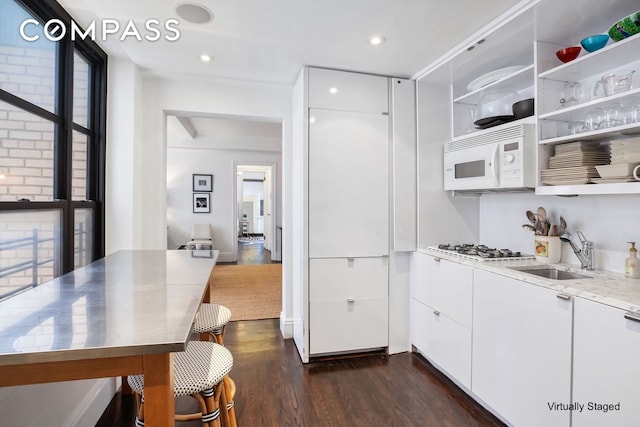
[0,249,219,366]
[420,247,640,314]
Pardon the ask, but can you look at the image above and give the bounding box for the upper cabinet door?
[308,67,388,114]
[308,108,389,257]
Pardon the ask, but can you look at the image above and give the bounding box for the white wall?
[479,192,640,274]
[105,57,142,253]
[166,141,280,261]
[112,74,294,337]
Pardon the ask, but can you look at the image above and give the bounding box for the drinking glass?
[582,108,604,132]
[601,103,622,128]
[568,121,584,135]
[622,104,640,124]
[559,82,585,108]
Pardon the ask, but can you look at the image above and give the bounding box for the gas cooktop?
[429,243,534,262]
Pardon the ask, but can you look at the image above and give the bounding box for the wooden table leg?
[121,376,133,395]
[204,275,212,303]
[142,353,174,427]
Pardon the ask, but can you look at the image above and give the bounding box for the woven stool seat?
[128,341,233,396]
[128,341,234,426]
[194,303,232,344]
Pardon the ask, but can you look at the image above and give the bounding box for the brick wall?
[0,44,88,202]
[0,44,91,298]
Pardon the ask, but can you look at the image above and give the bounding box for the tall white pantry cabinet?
[292,67,416,362]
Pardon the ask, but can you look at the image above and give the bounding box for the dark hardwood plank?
[96,319,504,427]
[218,240,280,266]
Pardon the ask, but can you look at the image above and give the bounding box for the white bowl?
[595,163,638,178]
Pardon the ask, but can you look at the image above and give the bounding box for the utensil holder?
[535,236,561,264]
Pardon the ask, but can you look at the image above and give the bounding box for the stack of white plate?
[592,137,640,183]
[609,137,640,164]
[541,141,609,185]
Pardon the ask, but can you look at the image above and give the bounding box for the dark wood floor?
[218,238,280,265]
[96,319,505,427]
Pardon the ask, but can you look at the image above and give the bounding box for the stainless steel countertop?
[420,247,640,314]
[0,249,219,366]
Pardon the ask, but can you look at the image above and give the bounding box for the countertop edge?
[417,248,640,314]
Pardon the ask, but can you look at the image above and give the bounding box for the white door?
[264,168,273,252]
[308,108,389,258]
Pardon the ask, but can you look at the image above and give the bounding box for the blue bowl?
[580,35,609,52]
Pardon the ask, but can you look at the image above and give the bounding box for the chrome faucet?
[560,231,594,270]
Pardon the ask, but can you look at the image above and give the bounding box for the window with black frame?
[0,0,106,301]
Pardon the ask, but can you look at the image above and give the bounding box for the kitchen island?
[0,249,219,427]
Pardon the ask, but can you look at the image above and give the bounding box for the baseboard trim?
[64,378,117,427]
[280,314,293,339]
[217,251,238,263]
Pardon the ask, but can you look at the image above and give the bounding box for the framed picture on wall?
[193,193,210,213]
[193,174,213,192]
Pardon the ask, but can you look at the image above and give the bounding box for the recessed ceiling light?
[175,2,214,24]
[200,54,212,62]
[369,35,386,46]
[329,87,338,94]
[309,116,316,124]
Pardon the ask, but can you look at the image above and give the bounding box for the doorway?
[234,163,279,264]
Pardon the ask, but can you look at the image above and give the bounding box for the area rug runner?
[209,263,281,321]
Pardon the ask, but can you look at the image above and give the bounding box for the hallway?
[228,236,280,265]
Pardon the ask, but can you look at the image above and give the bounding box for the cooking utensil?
[550,224,558,236]
[512,98,534,119]
[537,207,547,223]
[526,210,537,225]
[479,89,521,118]
[594,71,635,97]
[558,216,567,236]
[522,224,536,232]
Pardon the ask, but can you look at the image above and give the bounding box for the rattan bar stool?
[194,303,232,344]
[220,376,238,427]
[127,341,233,427]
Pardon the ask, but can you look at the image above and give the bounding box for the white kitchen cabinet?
[309,257,388,355]
[410,252,473,388]
[301,67,394,358]
[472,269,572,427]
[308,67,388,114]
[572,298,640,427]
[308,107,389,258]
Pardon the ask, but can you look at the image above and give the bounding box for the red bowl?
[555,46,582,63]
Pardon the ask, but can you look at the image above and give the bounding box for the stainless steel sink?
[509,267,593,280]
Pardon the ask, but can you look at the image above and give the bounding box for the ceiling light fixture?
[175,2,214,24]
[329,87,338,94]
[200,54,212,62]
[369,35,386,46]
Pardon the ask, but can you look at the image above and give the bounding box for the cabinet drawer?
[309,257,388,300]
[411,299,471,389]
[309,297,388,355]
[419,257,473,328]
[308,67,388,113]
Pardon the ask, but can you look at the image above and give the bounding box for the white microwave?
[444,123,536,191]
